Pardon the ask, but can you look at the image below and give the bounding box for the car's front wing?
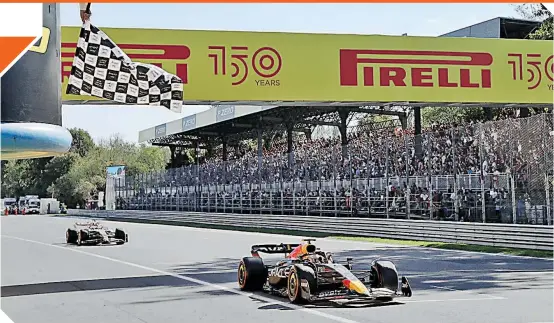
[309,287,410,303]
[81,236,125,244]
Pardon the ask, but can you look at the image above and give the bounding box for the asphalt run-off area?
[1,215,553,323]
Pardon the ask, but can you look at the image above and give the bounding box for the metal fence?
[113,113,554,225]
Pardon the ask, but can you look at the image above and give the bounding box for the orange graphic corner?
[0,36,37,76]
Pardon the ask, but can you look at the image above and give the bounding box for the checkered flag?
[66,22,183,113]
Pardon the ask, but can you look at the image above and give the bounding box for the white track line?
[1,235,360,323]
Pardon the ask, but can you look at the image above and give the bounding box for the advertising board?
[61,27,553,105]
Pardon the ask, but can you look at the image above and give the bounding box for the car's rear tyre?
[238,257,267,291]
[287,265,316,304]
[66,229,77,244]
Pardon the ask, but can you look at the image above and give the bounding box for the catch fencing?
[112,113,554,225]
[69,209,554,251]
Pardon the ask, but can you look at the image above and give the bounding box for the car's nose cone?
[343,279,370,296]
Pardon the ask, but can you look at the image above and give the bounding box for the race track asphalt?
[1,215,553,323]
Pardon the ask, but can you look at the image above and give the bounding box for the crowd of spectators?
[116,113,553,224]
[135,113,550,187]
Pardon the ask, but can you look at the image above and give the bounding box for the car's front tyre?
[287,265,316,304]
[66,229,77,244]
[370,260,400,291]
[115,229,127,245]
[77,230,88,246]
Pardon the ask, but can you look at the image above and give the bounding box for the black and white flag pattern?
[66,22,183,113]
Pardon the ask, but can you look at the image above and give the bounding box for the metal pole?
[349,150,353,217]
[280,155,284,215]
[257,128,263,215]
[240,164,243,214]
[318,157,322,216]
[427,133,433,220]
[367,175,371,218]
[196,143,200,212]
[385,138,390,219]
[305,156,309,216]
[509,121,517,224]
[478,123,486,223]
[222,162,226,213]
[404,132,411,219]
[269,163,273,215]
[292,156,296,215]
[452,128,459,221]
[542,114,552,225]
[206,183,210,213]
[144,172,148,211]
[248,180,252,214]
[548,107,554,225]
[333,148,337,216]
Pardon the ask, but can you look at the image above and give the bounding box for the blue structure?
[0,4,71,160]
[1,123,72,160]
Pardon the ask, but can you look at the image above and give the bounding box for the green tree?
[47,134,168,207]
[517,4,553,40]
[69,128,95,157]
[47,149,106,207]
[1,160,33,197]
[420,107,491,127]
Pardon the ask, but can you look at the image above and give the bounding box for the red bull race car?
[238,239,412,305]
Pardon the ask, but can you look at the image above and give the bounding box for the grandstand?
[121,112,553,225]
[113,17,553,226]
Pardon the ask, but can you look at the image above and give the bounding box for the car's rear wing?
[250,243,301,257]
[74,222,103,229]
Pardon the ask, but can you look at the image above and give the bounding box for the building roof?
[439,16,541,39]
[140,104,408,146]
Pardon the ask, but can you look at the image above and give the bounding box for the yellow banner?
[61,27,553,105]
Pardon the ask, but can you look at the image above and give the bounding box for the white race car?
[66,220,128,245]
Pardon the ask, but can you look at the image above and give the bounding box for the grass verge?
[331,236,553,258]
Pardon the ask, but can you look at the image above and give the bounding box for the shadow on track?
[4,243,551,312]
[167,246,553,294]
[249,295,405,310]
[0,275,196,298]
